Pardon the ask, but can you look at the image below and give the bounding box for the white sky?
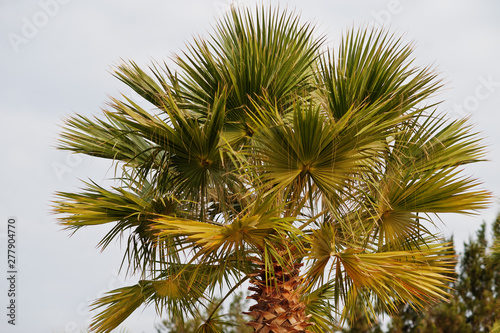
[0,0,499,332]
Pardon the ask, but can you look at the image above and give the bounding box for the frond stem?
[205,275,250,322]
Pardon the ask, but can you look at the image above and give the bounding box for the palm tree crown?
[54,6,490,333]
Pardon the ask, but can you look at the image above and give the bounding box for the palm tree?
[53,6,490,333]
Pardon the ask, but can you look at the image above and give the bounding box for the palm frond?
[383,168,489,214]
[90,281,156,333]
[53,180,178,274]
[392,113,487,173]
[305,229,455,317]
[176,5,322,118]
[302,282,340,332]
[338,242,455,321]
[317,28,442,120]
[152,208,301,262]
[113,60,170,110]
[253,98,408,214]
[90,262,236,333]
[58,112,154,166]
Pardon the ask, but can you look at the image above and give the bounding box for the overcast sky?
[1,1,499,332]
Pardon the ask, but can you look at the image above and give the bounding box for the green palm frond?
[113,61,170,110]
[53,180,179,273]
[58,112,154,165]
[317,28,441,120]
[253,101,391,210]
[54,180,173,231]
[384,168,488,214]
[91,262,235,333]
[176,5,321,117]
[339,243,455,320]
[306,229,455,316]
[306,222,339,286]
[359,114,490,248]
[372,113,490,216]
[302,282,340,332]
[90,281,156,333]
[159,91,230,206]
[391,114,487,173]
[152,207,302,267]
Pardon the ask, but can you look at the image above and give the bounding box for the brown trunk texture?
[245,258,313,333]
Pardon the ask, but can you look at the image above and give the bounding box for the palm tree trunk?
[245,257,313,333]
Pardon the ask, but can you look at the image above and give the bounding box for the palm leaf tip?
[90,282,154,333]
